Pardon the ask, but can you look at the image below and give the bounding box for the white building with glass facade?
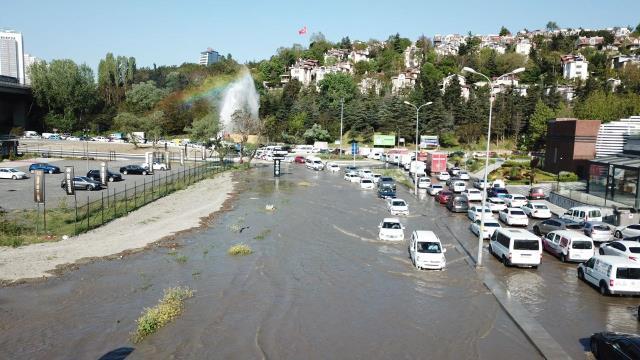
[0,30,25,84]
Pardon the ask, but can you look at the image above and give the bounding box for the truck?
[425,152,447,176]
[128,132,146,144]
[409,160,426,176]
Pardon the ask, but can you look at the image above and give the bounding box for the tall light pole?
[339,98,344,157]
[462,66,525,267]
[404,101,433,197]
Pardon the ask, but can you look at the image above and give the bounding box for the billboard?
[420,135,440,149]
[373,134,395,146]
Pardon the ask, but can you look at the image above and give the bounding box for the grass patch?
[254,229,272,240]
[174,255,188,264]
[131,286,194,343]
[379,169,412,189]
[228,243,253,256]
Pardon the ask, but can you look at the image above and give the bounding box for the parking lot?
[0,157,201,210]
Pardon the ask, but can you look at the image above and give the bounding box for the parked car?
[502,194,528,208]
[141,162,168,171]
[463,188,483,202]
[469,219,502,239]
[436,190,453,204]
[371,173,382,183]
[377,185,396,199]
[467,205,494,222]
[378,218,405,241]
[344,165,358,173]
[344,173,361,183]
[498,207,528,227]
[119,165,149,175]
[458,171,470,180]
[614,224,640,239]
[427,184,444,196]
[446,194,469,213]
[358,168,373,178]
[437,171,451,181]
[560,206,603,223]
[29,163,60,174]
[66,136,81,141]
[388,199,409,216]
[528,187,547,200]
[92,136,109,142]
[578,255,640,295]
[417,177,431,189]
[409,231,447,270]
[599,240,640,262]
[520,201,552,219]
[360,178,375,190]
[86,169,122,182]
[0,168,28,180]
[60,176,102,191]
[532,218,583,236]
[487,197,507,212]
[582,221,613,243]
[448,167,461,176]
[589,332,640,358]
[488,228,541,268]
[307,158,324,171]
[487,187,509,198]
[445,176,461,187]
[294,156,306,164]
[542,230,595,262]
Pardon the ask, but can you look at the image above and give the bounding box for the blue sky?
[2,0,639,71]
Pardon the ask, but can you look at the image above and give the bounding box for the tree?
[527,100,555,150]
[142,111,166,147]
[499,26,511,36]
[185,112,221,147]
[125,81,169,114]
[113,112,142,147]
[634,22,640,35]
[97,53,136,106]
[546,21,559,31]
[318,73,357,111]
[338,36,352,49]
[231,109,262,164]
[303,124,332,144]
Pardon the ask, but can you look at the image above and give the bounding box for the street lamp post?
[339,98,344,157]
[462,66,525,267]
[404,101,433,197]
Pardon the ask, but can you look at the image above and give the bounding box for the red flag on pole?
[298,26,307,35]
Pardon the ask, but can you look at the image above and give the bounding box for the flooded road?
[1,164,627,359]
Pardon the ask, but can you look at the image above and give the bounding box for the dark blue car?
[29,163,61,174]
[378,186,396,199]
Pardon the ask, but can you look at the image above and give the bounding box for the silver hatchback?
[582,221,613,243]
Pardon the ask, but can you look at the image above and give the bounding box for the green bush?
[132,286,194,343]
[558,171,579,182]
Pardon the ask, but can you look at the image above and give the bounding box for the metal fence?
[1,160,233,246]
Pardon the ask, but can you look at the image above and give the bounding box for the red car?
[436,190,453,204]
[528,187,546,200]
[294,156,306,164]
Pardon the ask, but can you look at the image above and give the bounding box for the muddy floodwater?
[1,164,636,359]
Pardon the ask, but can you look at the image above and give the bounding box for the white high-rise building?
[23,53,39,85]
[199,48,221,66]
[0,30,25,84]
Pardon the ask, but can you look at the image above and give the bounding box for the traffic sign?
[351,142,358,155]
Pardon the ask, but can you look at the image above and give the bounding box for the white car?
[487,197,507,212]
[469,219,502,239]
[358,169,373,178]
[498,207,529,227]
[614,224,640,239]
[503,194,528,208]
[543,230,595,263]
[388,199,409,216]
[0,167,28,180]
[66,136,81,141]
[521,201,552,219]
[450,181,466,193]
[378,218,405,241]
[371,173,382,183]
[427,184,444,196]
[409,231,446,270]
[417,177,431,189]
[437,172,451,181]
[599,240,640,262]
[458,171,470,180]
[310,159,325,171]
[360,178,375,190]
[474,179,488,190]
[92,136,109,142]
[327,162,340,172]
[344,173,361,183]
[467,205,494,222]
[141,162,167,171]
[463,189,482,202]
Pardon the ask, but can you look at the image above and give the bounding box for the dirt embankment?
[0,172,235,283]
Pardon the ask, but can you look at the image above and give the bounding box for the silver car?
[532,218,583,236]
[582,221,613,243]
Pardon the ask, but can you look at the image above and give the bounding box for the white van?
[409,231,447,270]
[489,228,542,268]
[561,206,603,223]
[23,131,40,139]
[578,255,640,295]
[543,230,595,263]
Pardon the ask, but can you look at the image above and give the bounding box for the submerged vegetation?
[228,243,253,256]
[132,286,194,343]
